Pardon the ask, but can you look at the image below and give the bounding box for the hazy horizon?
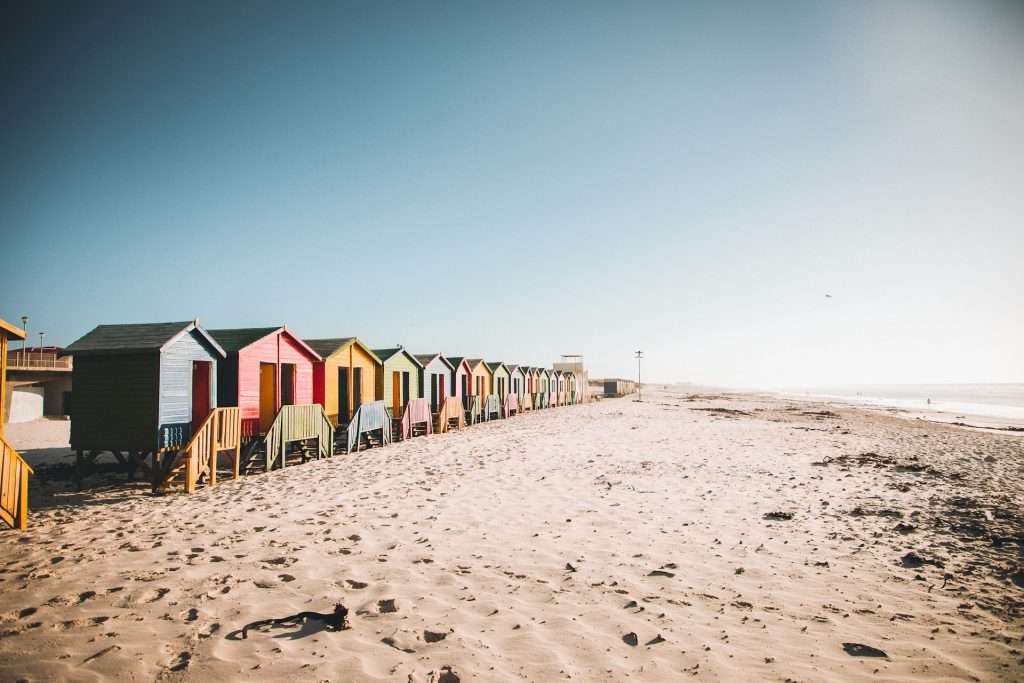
[2,1,1021,385]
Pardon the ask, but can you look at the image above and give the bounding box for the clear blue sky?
[2,1,1022,386]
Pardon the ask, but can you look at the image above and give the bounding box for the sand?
[1,388,1022,682]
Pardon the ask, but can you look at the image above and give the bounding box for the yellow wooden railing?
[160,407,241,493]
[265,404,333,470]
[0,436,32,530]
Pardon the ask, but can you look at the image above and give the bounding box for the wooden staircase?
[263,404,334,470]
[156,407,241,493]
[1,436,32,530]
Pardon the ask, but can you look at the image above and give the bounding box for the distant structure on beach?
[554,354,590,404]
[591,378,637,398]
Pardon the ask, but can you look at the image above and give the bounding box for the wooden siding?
[381,352,420,412]
[71,353,160,451]
[157,329,221,449]
[314,341,381,425]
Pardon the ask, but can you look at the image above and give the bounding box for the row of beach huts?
[0,319,594,529]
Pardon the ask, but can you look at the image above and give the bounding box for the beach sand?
[1,389,1022,681]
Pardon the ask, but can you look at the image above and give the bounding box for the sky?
[2,1,1022,387]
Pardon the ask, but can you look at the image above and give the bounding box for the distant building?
[5,345,73,422]
[554,354,589,403]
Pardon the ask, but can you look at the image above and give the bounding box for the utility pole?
[634,350,643,401]
[20,315,28,366]
[38,332,45,364]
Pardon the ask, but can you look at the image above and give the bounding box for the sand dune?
[1,389,1022,681]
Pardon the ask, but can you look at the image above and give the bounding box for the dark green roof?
[373,347,424,368]
[208,327,281,353]
[64,321,224,357]
[486,362,507,373]
[305,337,356,358]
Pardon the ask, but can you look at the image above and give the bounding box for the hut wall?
[236,332,314,432]
[451,363,470,400]
[157,329,220,449]
[70,353,160,452]
[470,364,492,397]
[420,358,451,412]
[381,354,420,412]
[492,367,510,398]
[316,343,382,426]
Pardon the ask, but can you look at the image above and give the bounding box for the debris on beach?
[622,632,639,646]
[842,642,888,658]
[763,511,794,521]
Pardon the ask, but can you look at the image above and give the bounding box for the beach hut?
[565,372,577,404]
[537,368,551,408]
[63,321,242,491]
[210,327,319,436]
[488,362,510,398]
[446,357,472,403]
[414,353,454,414]
[210,327,331,471]
[467,359,493,422]
[507,365,526,401]
[0,318,31,529]
[467,358,492,398]
[372,347,423,419]
[307,337,382,427]
[553,370,565,406]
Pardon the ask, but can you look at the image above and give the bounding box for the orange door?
[392,370,401,412]
[259,362,276,432]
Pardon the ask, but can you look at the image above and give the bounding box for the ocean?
[776,383,1024,422]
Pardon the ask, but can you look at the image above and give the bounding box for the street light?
[38,332,45,365]
[634,350,643,402]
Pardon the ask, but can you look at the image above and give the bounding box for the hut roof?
[414,353,455,371]
[210,326,321,361]
[506,364,521,374]
[208,327,281,352]
[373,347,424,368]
[486,362,507,374]
[64,321,225,357]
[305,337,382,364]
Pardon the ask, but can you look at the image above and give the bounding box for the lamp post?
[38,332,45,365]
[20,315,28,366]
[634,350,643,402]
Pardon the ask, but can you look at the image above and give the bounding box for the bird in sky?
[825,294,833,298]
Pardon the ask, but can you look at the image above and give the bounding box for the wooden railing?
[1,436,33,530]
[160,407,241,493]
[265,404,333,470]
[6,352,72,370]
